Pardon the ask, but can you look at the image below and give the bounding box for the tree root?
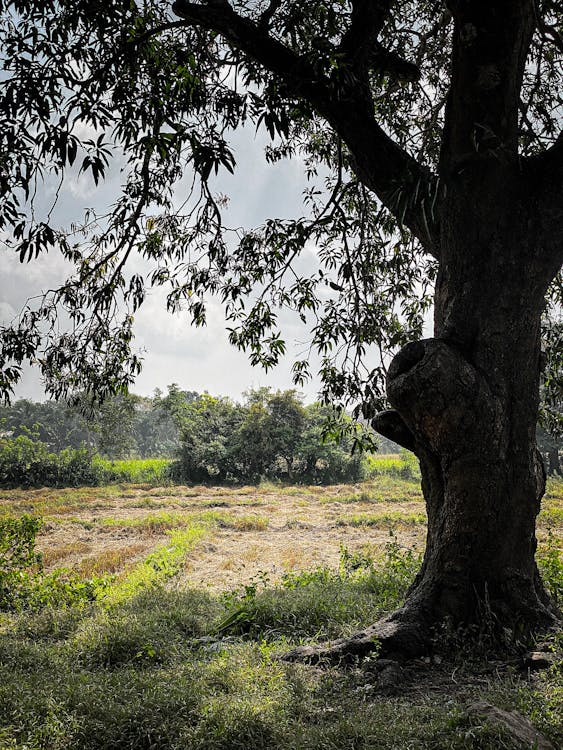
[281,613,430,665]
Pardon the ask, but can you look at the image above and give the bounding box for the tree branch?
[339,0,390,58]
[172,0,440,255]
[339,1,420,82]
[258,0,283,31]
[372,409,417,452]
[441,0,536,169]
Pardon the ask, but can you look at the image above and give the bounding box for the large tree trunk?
[384,163,558,633]
[284,165,560,664]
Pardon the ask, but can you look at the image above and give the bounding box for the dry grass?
[76,544,148,576]
[2,476,560,594]
[41,541,92,567]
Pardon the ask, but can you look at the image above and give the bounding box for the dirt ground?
[0,482,425,591]
[2,478,559,593]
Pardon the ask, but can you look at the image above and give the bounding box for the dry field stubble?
[0,475,560,592]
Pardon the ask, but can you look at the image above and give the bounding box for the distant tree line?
[0,384,197,459]
[2,386,560,485]
[0,386,385,485]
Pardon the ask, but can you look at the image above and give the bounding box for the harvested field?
[0,475,560,591]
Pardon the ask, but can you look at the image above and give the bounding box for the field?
[0,459,561,750]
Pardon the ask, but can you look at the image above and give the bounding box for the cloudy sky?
[0,126,325,403]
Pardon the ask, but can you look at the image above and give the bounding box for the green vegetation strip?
[100,511,270,533]
[336,511,427,527]
[103,525,207,605]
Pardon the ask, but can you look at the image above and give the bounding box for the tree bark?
[387,162,559,634]
[284,165,560,665]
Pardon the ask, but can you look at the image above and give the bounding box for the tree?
[0,399,92,451]
[174,393,243,481]
[300,402,366,484]
[0,1,562,656]
[234,389,306,479]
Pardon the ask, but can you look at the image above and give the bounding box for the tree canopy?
[1,1,558,431]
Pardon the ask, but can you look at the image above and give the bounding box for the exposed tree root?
[281,601,561,667]
[281,612,430,665]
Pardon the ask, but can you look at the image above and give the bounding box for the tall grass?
[365,449,421,481]
[95,457,172,484]
[0,542,560,750]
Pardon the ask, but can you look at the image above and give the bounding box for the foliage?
[0,435,100,487]
[0,515,104,611]
[0,389,383,487]
[0,0,555,423]
[170,389,369,484]
[0,385,198,459]
[537,532,563,607]
[0,514,42,608]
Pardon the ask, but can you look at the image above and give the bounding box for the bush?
[0,514,105,611]
[0,435,101,487]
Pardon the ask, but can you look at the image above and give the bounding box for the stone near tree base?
[522,651,556,671]
[467,701,555,750]
[376,662,404,692]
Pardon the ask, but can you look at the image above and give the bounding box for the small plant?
[0,514,107,610]
[0,515,42,608]
[538,531,563,606]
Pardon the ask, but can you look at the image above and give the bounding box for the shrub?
[0,435,101,487]
[0,514,105,611]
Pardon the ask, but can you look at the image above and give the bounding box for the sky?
[0,126,325,404]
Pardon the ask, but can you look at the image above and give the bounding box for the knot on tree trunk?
[386,339,497,456]
[372,410,417,453]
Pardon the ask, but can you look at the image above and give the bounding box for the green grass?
[0,543,560,750]
[365,450,421,481]
[95,457,172,484]
[101,525,209,606]
[0,477,560,749]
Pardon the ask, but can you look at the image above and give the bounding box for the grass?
[336,510,427,528]
[98,511,270,534]
[102,525,209,606]
[317,476,424,504]
[0,543,560,750]
[95,457,172,484]
[76,545,148,577]
[0,475,560,749]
